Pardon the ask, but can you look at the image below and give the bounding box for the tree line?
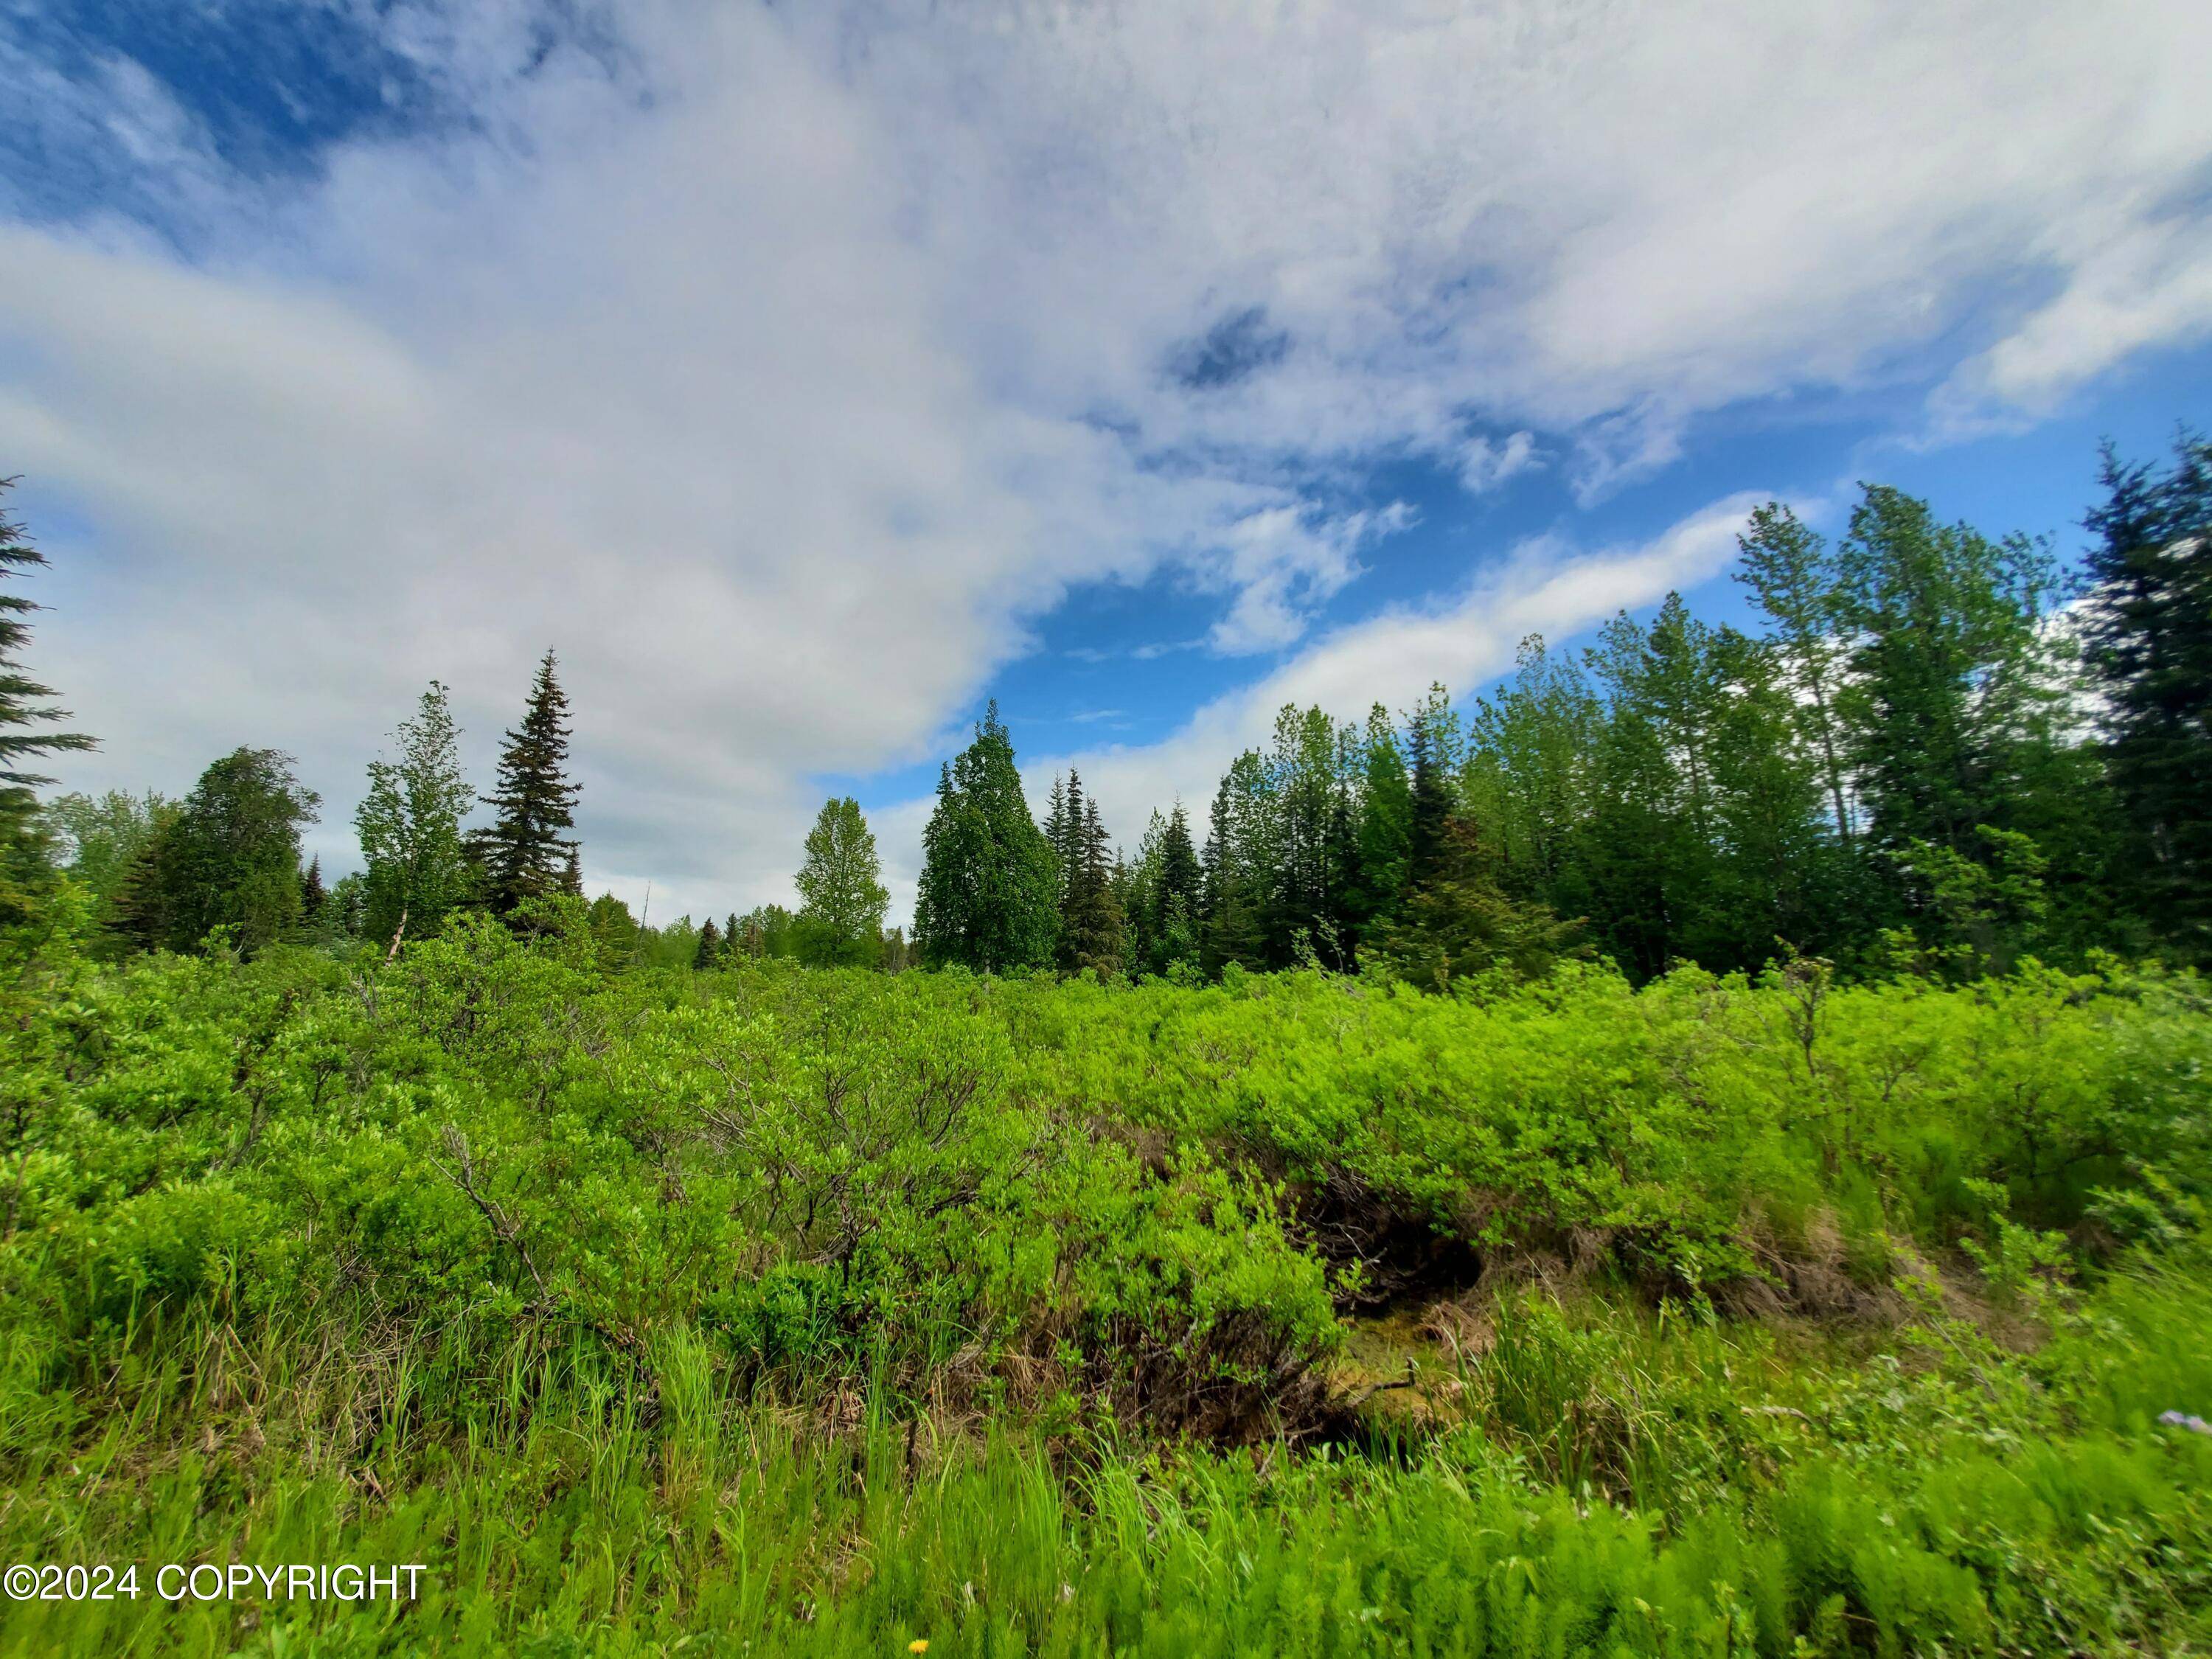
[20,636,901,971]
[907,434,2211,985]
[4,429,2208,984]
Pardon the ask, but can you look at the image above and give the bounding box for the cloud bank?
[2,0,2207,921]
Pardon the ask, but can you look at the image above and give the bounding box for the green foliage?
[794,795,889,967]
[1353,703,1412,925]
[472,649,581,919]
[2084,431,2212,961]
[914,703,1059,973]
[1370,816,1584,990]
[41,788,173,952]
[0,483,94,928]
[1051,773,1123,976]
[0,481,94,818]
[356,678,475,950]
[114,746,319,956]
[1,915,2210,1652]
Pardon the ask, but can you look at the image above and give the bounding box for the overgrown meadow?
[4,900,2210,1655]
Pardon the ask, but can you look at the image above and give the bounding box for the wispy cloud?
[1458,431,1541,495]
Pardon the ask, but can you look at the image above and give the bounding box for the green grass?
[2,906,2210,1653]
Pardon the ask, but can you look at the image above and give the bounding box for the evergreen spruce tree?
[0,481,94,818]
[1832,485,2093,964]
[1052,771,1090,968]
[1405,702,1454,893]
[1264,705,1346,965]
[473,650,581,919]
[1464,638,1597,907]
[1043,775,1071,910]
[2083,431,2212,960]
[301,856,327,919]
[1833,488,2069,861]
[0,480,94,919]
[585,891,640,961]
[1374,815,1583,991]
[1120,811,1164,970]
[1059,792,1124,974]
[1578,610,1682,979]
[692,916,722,969]
[912,704,1058,972]
[1701,625,1841,966]
[1150,801,1203,973]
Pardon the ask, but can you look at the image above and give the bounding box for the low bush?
[2,907,2209,1652]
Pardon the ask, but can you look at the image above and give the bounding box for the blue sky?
[5,1,2210,924]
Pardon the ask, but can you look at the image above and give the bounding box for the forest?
[0,431,2208,1655]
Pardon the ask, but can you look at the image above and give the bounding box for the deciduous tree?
[357,680,475,949]
[796,796,890,967]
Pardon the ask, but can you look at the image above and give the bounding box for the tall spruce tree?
[1264,705,1348,965]
[0,480,94,917]
[1830,485,2096,965]
[1833,487,2069,862]
[473,650,580,919]
[1043,774,1071,912]
[1374,815,1582,991]
[912,703,1058,972]
[1051,770,1090,968]
[1059,791,1124,975]
[1579,610,1688,978]
[0,481,94,815]
[2083,432,2212,960]
[1405,695,1455,894]
[1150,801,1203,973]
[1464,637,1597,907]
[1120,810,1164,970]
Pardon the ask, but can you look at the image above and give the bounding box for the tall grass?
[4,1249,2210,1655]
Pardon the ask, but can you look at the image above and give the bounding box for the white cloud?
[1935,215,2212,429]
[1203,501,1415,655]
[4,0,2209,922]
[1458,431,1540,495]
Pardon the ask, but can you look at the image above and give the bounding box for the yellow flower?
[908,1644,929,1655]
